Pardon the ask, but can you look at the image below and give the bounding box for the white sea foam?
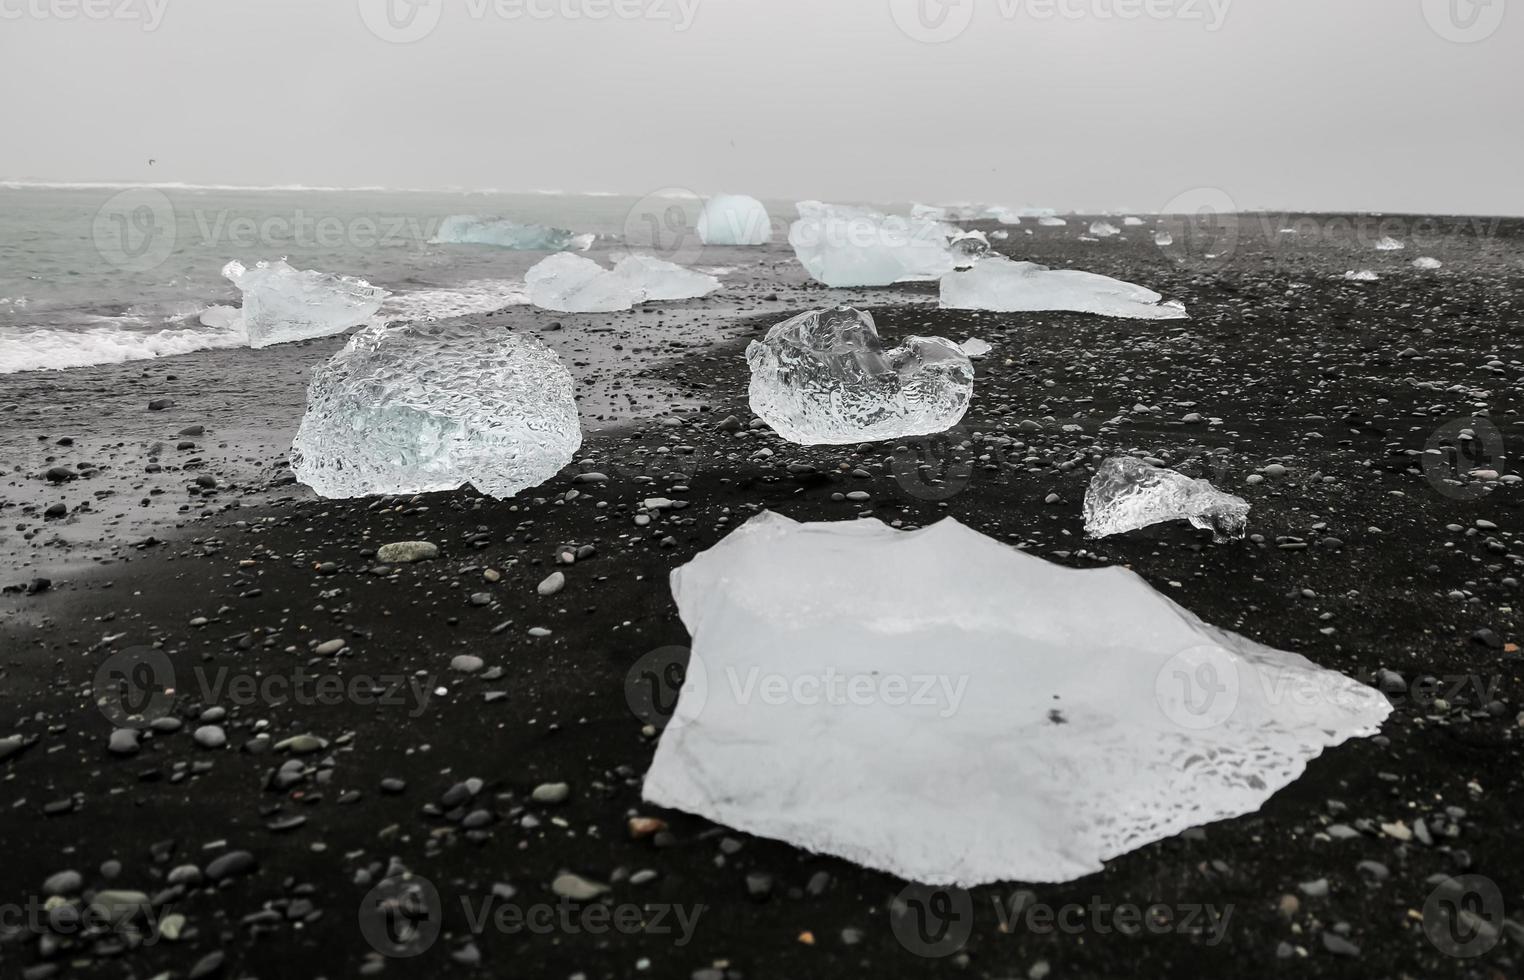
[0,315,249,373]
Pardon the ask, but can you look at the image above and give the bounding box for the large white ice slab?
[788,201,961,287]
[940,255,1188,319]
[289,320,581,499]
[746,306,973,445]
[697,194,773,246]
[222,259,387,349]
[644,513,1391,886]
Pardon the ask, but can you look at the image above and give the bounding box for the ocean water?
[0,185,770,374]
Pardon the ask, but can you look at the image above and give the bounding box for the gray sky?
[1,0,1519,214]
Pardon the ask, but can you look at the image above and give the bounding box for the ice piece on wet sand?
[1123,216,1145,226]
[746,306,973,445]
[1038,215,1068,226]
[960,337,992,357]
[949,231,990,266]
[940,255,1187,319]
[1084,456,1250,542]
[788,201,960,287]
[1373,236,1405,251]
[1153,231,1174,247]
[697,194,772,245]
[198,305,243,331]
[432,215,593,251]
[524,253,719,313]
[610,254,722,301]
[1344,270,1380,282]
[644,512,1390,886]
[1088,221,1120,238]
[1412,257,1443,270]
[222,260,387,349]
[289,320,581,499]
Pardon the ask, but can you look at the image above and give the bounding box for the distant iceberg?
[525,253,720,313]
[222,259,387,349]
[431,215,593,251]
[698,194,773,246]
[940,255,1187,319]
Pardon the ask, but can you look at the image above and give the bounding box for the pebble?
[537,572,566,596]
[450,654,485,674]
[314,638,346,656]
[43,870,82,896]
[108,728,140,756]
[205,850,257,882]
[193,725,227,749]
[551,873,608,900]
[376,541,440,564]
[532,782,570,804]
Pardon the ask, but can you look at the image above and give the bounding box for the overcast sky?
[1,0,1518,214]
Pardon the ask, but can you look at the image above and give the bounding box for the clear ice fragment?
[1373,236,1405,252]
[940,255,1187,319]
[644,512,1390,886]
[222,259,387,349]
[431,215,593,251]
[697,194,773,246]
[524,253,719,313]
[1088,221,1121,238]
[745,306,973,445]
[1412,257,1443,270]
[960,337,993,357]
[1084,456,1250,542]
[289,320,581,499]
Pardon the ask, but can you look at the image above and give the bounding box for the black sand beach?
[2,216,1522,979]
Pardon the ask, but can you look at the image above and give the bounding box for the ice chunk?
[289,320,581,499]
[1088,221,1121,238]
[1123,216,1145,226]
[431,215,593,251]
[1084,456,1249,542]
[940,255,1187,319]
[745,306,973,445]
[644,512,1390,886]
[609,254,723,302]
[1412,256,1443,270]
[524,253,719,313]
[960,337,992,358]
[788,201,960,287]
[1154,231,1175,247]
[697,194,773,246]
[1344,270,1380,282]
[949,231,990,267]
[1373,236,1405,251]
[1038,215,1068,226]
[221,259,387,349]
[198,305,243,330]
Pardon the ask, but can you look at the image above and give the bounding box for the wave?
[0,313,248,374]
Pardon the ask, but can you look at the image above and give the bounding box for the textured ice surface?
[1038,215,1068,226]
[1154,231,1175,247]
[949,231,990,266]
[222,260,387,349]
[788,201,959,287]
[960,337,993,358]
[941,255,1188,319]
[746,306,973,445]
[289,320,581,499]
[1088,221,1121,238]
[1344,270,1380,282]
[1373,236,1406,251]
[1084,456,1250,542]
[644,513,1390,886]
[1413,257,1443,270]
[524,253,719,312]
[697,194,772,246]
[431,215,593,251]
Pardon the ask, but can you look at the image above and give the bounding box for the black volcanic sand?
[2,215,1522,980]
